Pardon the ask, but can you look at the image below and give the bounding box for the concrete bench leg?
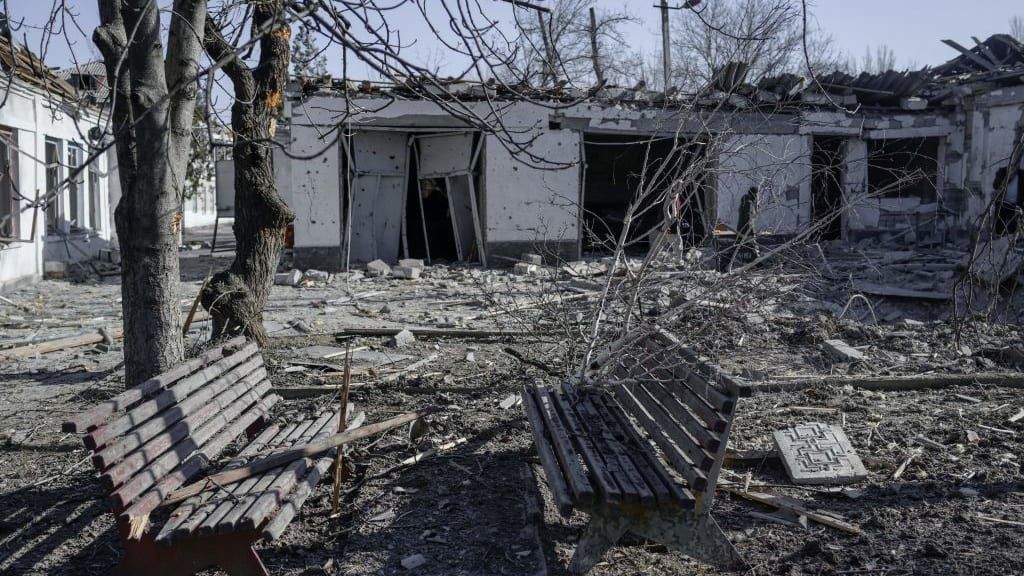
[633,510,745,571]
[568,513,630,575]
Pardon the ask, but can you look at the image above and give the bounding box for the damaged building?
[283,34,1024,271]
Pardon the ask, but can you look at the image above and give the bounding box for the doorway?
[811,136,844,241]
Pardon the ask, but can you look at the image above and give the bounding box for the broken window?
[45,138,62,234]
[0,126,18,239]
[89,162,102,232]
[67,144,85,231]
[867,138,939,201]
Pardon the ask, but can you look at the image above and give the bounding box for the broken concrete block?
[392,265,421,280]
[773,422,868,485]
[823,339,864,362]
[400,554,427,570]
[303,269,330,283]
[520,253,543,265]
[513,262,537,276]
[43,261,65,279]
[398,258,425,270]
[275,269,302,286]
[390,328,415,348]
[366,259,392,277]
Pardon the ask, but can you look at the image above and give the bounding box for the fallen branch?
[756,372,1024,394]
[719,484,862,535]
[333,327,551,340]
[160,407,438,507]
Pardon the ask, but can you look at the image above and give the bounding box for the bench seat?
[63,337,342,576]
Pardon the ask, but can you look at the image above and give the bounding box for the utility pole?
[537,10,557,87]
[588,7,604,86]
[660,0,671,90]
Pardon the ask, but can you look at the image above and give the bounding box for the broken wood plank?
[333,326,550,340]
[159,407,438,507]
[851,280,952,301]
[757,372,1024,394]
[720,484,862,535]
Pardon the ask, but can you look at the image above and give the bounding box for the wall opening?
[867,137,939,200]
[404,149,458,262]
[582,134,705,254]
[811,136,844,241]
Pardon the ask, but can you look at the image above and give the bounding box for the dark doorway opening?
[582,134,705,254]
[811,136,844,241]
[403,149,458,263]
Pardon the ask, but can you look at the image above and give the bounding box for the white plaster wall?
[0,82,110,288]
[966,102,1023,223]
[715,134,811,234]
[288,121,341,249]
[483,130,580,245]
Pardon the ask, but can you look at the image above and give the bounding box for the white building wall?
[716,134,811,234]
[483,130,580,253]
[0,81,110,289]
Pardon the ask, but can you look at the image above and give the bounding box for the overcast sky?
[9,1,1024,77]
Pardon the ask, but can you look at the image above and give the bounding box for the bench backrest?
[62,337,279,531]
[607,328,744,512]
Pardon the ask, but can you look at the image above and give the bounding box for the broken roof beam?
[942,39,997,71]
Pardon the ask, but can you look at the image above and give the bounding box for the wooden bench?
[522,329,748,574]
[63,337,343,576]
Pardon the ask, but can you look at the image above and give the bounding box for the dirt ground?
[0,247,1022,575]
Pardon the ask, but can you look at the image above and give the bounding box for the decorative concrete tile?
[773,422,868,485]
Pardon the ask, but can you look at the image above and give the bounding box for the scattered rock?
[499,393,521,410]
[520,253,543,265]
[823,339,865,363]
[464,351,475,362]
[400,554,427,570]
[513,262,537,276]
[275,269,302,286]
[366,259,392,277]
[303,269,330,283]
[392,265,421,280]
[399,258,425,270]
[390,329,415,348]
[287,319,314,334]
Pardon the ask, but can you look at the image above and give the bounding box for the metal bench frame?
[523,329,747,574]
[63,337,340,576]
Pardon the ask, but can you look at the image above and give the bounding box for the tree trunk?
[95,0,207,386]
[201,1,294,345]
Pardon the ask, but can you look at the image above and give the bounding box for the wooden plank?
[157,423,283,542]
[62,337,245,433]
[111,379,271,512]
[100,370,268,489]
[586,392,671,505]
[595,392,693,507]
[577,394,654,506]
[567,394,634,503]
[545,387,620,503]
[260,455,335,541]
[219,412,338,534]
[642,379,722,452]
[628,383,715,472]
[521,386,575,516]
[613,384,708,492]
[91,359,264,469]
[531,386,596,504]
[121,393,280,536]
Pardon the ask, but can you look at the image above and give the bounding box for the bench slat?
[111,379,271,511]
[546,387,621,504]
[222,412,339,534]
[157,423,283,542]
[122,392,280,524]
[593,391,694,507]
[613,384,708,493]
[101,368,267,491]
[627,382,715,472]
[585,392,668,506]
[260,454,335,542]
[521,386,575,517]
[62,337,245,433]
[576,395,654,506]
[642,379,722,452]
[531,386,596,505]
[164,418,299,540]
[92,357,264,470]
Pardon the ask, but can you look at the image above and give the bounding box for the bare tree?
[1012,16,1024,42]
[293,22,328,78]
[860,44,898,74]
[507,0,638,87]
[200,1,293,344]
[93,0,207,386]
[670,0,841,92]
